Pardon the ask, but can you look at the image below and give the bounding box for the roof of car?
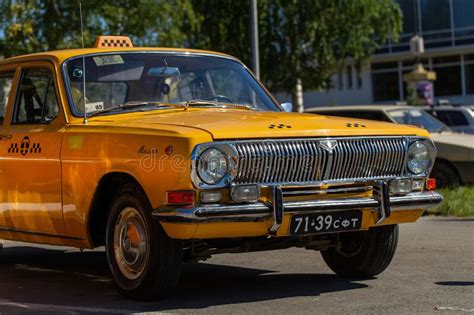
[305,105,416,112]
[424,105,474,110]
[0,47,237,66]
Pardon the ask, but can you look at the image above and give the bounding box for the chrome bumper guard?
[153,185,443,233]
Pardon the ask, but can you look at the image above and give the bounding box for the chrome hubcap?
[114,207,148,280]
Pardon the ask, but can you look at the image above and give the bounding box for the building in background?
[298,0,474,108]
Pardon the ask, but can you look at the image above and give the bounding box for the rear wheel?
[105,184,183,300]
[321,225,398,277]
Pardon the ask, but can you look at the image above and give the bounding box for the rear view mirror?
[281,102,293,112]
[148,67,180,77]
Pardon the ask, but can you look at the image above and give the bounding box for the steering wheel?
[200,95,234,103]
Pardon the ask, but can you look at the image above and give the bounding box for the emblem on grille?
[319,140,338,152]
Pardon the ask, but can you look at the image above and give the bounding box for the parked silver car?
[306,105,474,187]
[423,105,474,134]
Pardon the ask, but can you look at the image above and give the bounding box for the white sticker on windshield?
[410,110,422,117]
[391,110,404,117]
[85,101,105,113]
[93,55,124,66]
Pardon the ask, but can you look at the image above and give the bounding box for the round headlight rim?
[407,140,430,175]
[197,147,230,185]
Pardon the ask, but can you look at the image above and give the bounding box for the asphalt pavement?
[0,217,473,314]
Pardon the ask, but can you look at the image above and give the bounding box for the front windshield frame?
[388,108,452,133]
[61,51,282,118]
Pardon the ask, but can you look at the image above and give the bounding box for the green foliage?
[260,0,402,95]
[188,0,402,108]
[406,87,425,106]
[0,0,402,102]
[428,186,474,217]
[0,0,198,58]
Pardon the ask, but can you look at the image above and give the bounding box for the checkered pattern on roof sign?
[94,36,133,48]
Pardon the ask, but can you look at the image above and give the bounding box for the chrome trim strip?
[0,226,85,241]
[153,191,443,222]
[282,186,372,196]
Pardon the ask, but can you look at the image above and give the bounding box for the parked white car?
[306,105,474,187]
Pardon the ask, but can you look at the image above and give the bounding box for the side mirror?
[281,102,293,112]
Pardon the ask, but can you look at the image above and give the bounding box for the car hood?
[86,109,429,139]
[430,132,474,149]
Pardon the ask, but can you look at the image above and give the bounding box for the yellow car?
[0,36,442,300]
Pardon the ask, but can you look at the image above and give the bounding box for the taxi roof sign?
[94,36,133,48]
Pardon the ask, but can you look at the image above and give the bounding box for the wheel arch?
[87,172,151,247]
[432,157,463,185]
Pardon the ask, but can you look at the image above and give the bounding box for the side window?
[0,72,15,125]
[14,68,59,124]
[436,111,469,126]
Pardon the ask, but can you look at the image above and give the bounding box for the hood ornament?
[319,140,338,152]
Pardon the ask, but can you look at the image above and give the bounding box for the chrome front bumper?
[153,188,443,231]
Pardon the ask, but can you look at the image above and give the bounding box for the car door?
[0,63,66,235]
[0,68,18,229]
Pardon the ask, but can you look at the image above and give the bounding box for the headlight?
[197,148,229,184]
[407,141,430,174]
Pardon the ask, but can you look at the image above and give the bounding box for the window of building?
[433,66,462,96]
[14,68,60,124]
[372,72,400,101]
[0,72,15,125]
[337,71,343,90]
[430,55,462,96]
[432,56,460,64]
[346,66,353,89]
[372,62,399,71]
[465,54,474,62]
[397,0,417,34]
[357,73,363,89]
[465,64,474,94]
[420,0,451,31]
[452,0,474,28]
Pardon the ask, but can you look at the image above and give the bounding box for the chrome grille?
[232,137,407,184]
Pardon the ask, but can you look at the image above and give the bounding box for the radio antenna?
[79,2,88,125]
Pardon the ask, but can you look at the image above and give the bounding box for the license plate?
[290,211,362,235]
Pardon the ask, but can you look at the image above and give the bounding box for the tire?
[321,225,398,277]
[430,161,460,188]
[105,183,183,300]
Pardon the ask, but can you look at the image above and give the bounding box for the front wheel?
[431,161,460,188]
[321,225,398,277]
[105,184,183,300]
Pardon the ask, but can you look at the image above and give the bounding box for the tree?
[189,0,402,112]
[0,0,401,112]
[0,0,199,58]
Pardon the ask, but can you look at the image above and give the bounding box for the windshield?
[388,109,451,133]
[64,53,280,116]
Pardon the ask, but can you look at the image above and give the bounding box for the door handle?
[0,134,12,140]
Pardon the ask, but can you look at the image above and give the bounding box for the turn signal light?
[426,178,437,191]
[166,191,195,205]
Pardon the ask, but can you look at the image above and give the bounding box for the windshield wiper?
[184,100,252,110]
[88,101,186,117]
